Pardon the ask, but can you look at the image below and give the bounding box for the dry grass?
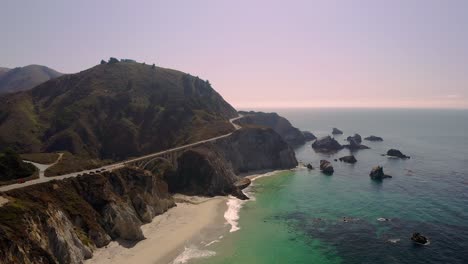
[44,152,110,177]
[20,153,59,164]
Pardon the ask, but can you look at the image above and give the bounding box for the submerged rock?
[411,232,429,244]
[339,155,357,164]
[346,134,362,144]
[302,131,317,141]
[369,166,392,180]
[312,136,343,152]
[332,128,343,135]
[387,149,410,159]
[320,160,334,175]
[364,135,383,142]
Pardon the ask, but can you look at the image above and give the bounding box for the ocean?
[191,108,468,264]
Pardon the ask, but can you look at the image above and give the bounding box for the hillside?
[0,61,237,160]
[236,111,307,146]
[0,68,9,79]
[0,65,62,94]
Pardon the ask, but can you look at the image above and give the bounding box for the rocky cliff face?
[0,167,174,264]
[0,128,298,264]
[236,111,306,146]
[168,127,298,199]
[215,127,298,174]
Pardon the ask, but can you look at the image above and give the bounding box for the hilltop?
[0,65,62,94]
[0,60,237,160]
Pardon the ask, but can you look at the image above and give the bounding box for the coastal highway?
[0,115,243,192]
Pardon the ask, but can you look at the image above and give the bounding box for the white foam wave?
[224,196,245,232]
[172,246,216,264]
[204,240,220,247]
[223,170,285,233]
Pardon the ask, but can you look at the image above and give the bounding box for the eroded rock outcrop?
[339,155,357,164]
[0,167,174,264]
[167,127,298,200]
[344,138,370,150]
[364,135,383,141]
[369,166,392,180]
[387,149,410,159]
[346,134,362,144]
[411,232,429,244]
[312,136,343,152]
[302,131,317,141]
[236,111,307,146]
[320,160,334,175]
[332,128,343,135]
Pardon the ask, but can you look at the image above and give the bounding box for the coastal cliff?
[169,127,298,198]
[0,167,174,264]
[0,127,297,263]
[236,111,307,146]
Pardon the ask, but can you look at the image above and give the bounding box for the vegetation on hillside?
[0,61,237,163]
[44,152,108,177]
[0,65,62,94]
[0,148,36,181]
[20,152,60,164]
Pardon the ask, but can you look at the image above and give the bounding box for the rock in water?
[387,149,410,159]
[411,233,428,244]
[344,138,370,150]
[364,135,383,141]
[339,155,357,164]
[346,134,362,144]
[332,128,343,135]
[320,160,334,175]
[312,136,343,152]
[369,166,392,180]
[306,163,314,170]
[302,131,317,141]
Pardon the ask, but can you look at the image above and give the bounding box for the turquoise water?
[196,109,468,264]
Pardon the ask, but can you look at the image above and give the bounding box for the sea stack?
[320,160,334,175]
[312,136,343,152]
[346,134,362,144]
[332,128,343,135]
[411,233,429,245]
[387,149,410,159]
[369,166,392,180]
[339,155,357,164]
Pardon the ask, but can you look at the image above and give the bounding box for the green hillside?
[0,60,237,161]
[0,65,63,94]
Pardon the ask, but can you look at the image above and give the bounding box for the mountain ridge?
[0,64,63,94]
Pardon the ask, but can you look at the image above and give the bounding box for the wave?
[172,246,216,264]
[224,170,285,233]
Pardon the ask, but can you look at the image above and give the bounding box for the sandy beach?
[85,195,228,264]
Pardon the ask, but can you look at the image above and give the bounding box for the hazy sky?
[2,0,468,109]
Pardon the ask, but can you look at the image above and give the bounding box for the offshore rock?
[346,134,362,144]
[369,166,392,180]
[344,138,370,150]
[320,160,334,175]
[387,149,410,159]
[312,136,343,152]
[364,135,383,141]
[339,155,357,164]
[411,232,429,244]
[332,128,343,135]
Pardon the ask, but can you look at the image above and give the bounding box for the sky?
[1,0,468,109]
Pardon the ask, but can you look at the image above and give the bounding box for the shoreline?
[85,195,228,264]
[85,169,289,264]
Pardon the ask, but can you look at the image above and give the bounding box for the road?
[0,115,243,192]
